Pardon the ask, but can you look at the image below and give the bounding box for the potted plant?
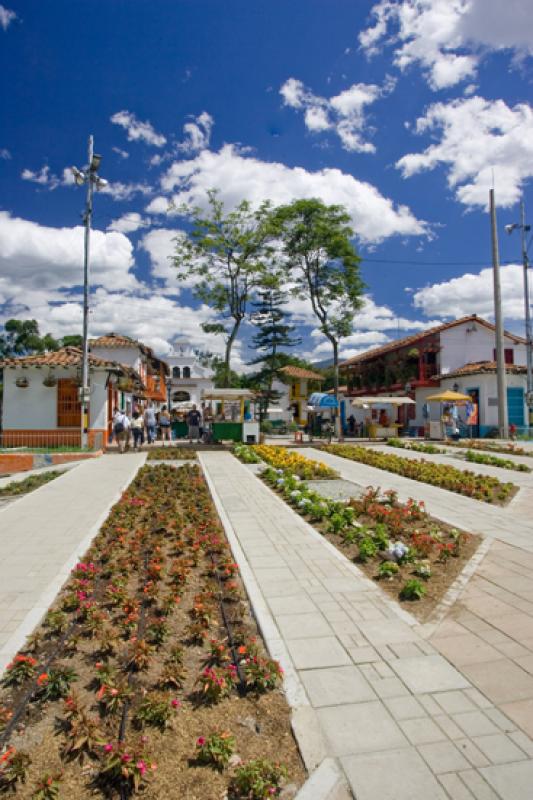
[15,376,29,388]
[43,372,57,387]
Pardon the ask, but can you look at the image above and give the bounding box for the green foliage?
[0,319,58,358]
[195,731,235,771]
[400,579,427,600]
[31,772,63,800]
[0,749,31,792]
[358,537,378,562]
[378,560,399,579]
[133,693,174,731]
[36,666,77,701]
[172,191,278,386]
[0,471,61,498]
[229,759,288,799]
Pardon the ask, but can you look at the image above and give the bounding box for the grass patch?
[0,471,62,497]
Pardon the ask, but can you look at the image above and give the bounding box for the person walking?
[113,407,130,454]
[187,404,202,443]
[159,405,171,446]
[131,410,144,450]
[144,403,156,445]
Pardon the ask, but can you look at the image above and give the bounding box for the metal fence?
[0,430,103,451]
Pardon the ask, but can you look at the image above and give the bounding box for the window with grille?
[57,379,81,427]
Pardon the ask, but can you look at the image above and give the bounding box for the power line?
[360,257,517,267]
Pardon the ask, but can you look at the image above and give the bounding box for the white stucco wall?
[90,346,143,376]
[440,324,525,373]
[2,366,109,431]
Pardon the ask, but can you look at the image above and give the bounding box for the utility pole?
[72,137,108,448]
[520,200,533,430]
[505,199,532,433]
[490,189,508,438]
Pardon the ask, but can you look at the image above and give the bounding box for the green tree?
[0,319,59,358]
[60,334,83,348]
[248,287,301,417]
[270,199,364,434]
[172,191,276,387]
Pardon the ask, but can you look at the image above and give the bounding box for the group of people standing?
[111,404,203,453]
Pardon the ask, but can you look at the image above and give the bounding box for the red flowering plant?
[32,770,63,800]
[195,730,235,771]
[196,664,237,704]
[204,638,231,667]
[99,740,157,795]
[241,654,283,694]
[97,682,132,716]
[0,747,31,792]
[1,654,37,687]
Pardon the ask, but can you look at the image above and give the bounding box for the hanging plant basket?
[117,377,132,391]
[43,374,57,388]
[15,376,29,388]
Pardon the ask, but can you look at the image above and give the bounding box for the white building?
[341,315,529,436]
[0,346,142,448]
[165,343,214,408]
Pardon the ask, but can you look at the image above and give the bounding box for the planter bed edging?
[198,454,352,800]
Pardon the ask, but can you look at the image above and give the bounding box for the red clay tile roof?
[440,361,527,379]
[0,347,144,386]
[340,315,526,369]
[90,333,169,375]
[279,365,324,381]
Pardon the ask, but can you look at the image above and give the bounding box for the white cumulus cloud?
[413,263,528,321]
[147,144,428,244]
[359,0,533,90]
[107,213,151,234]
[0,4,16,30]
[110,110,167,147]
[280,77,391,153]
[178,112,214,154]
[397,96,533,208]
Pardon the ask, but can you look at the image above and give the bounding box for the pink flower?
[171,699,181,709]
[104,743,113,753]
[136,760,147,776]
[121,753,132,763]
[196,737,206,747]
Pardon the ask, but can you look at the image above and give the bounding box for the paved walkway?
[0,453,144,671]
[200,452,533,800]
[304,448,533,553]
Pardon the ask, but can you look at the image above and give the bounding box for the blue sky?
[1,0,532,369]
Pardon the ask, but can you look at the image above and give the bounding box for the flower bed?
[249,445,338,479]
[146,448,197,461]
[445,440,531,457]
[386,438,445,455]
[0,464,303,799]
[233,445,261,464]
[261,467,479,620]
[0,471,62,497]
[464,449,531,473]
[324,444,516,505]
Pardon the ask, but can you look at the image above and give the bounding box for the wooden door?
[57,379,81,427]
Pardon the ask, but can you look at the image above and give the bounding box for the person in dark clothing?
[187,405,202,443]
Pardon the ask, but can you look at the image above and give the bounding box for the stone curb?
[0,454,146,674]
[198,454,353,799]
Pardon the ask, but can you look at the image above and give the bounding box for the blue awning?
[308,392,338,408]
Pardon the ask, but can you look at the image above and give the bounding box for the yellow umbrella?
[425,389,472,403]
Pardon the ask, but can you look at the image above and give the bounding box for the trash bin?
[246,434,257,444]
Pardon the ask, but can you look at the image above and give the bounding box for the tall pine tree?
[249,287,301,417]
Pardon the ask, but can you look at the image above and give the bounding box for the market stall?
[350,396,416,439]
[425,389,472,440]
[307,392,339,437]
[201,389,259,443]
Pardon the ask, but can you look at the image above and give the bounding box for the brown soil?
[1,465,305,799]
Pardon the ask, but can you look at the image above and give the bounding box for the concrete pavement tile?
[383,695,427,721]
[473,734,528,765]
[459,769,502,800]
[342,747,448,800]
[499,698,533,738]
[489,612,533,642]
[514,654,533,675]
[391,655,470,694]
[484,708,516,733]
[480,761,533,800]
[453,711,501,737]
[299,666,376,707]
[400,717,448,745]
[370,676,411,699]
[509,731,533,757]
[438,773,477,800]
[418,741,471,773]
[461,660,533,704]
[435,714,467,741]
[432,634,502,666]
[317,701,407,756]
[464,688,493,709]
[285,636,351,669]
[347,645,380,663]
[456,739,491,768]
[356,618,419,646]
[267,594,317,616]
[275,612,333,640]
[434,690,478,714]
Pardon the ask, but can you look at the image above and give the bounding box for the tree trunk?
[222,319,241,388]
[332,339,343,441]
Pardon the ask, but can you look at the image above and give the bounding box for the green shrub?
[400,579,426,600]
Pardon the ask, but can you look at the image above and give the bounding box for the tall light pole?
[71,136,108,448]
[505,199,532,433]
[490,189,508,439]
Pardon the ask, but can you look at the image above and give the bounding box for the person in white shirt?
[113,407,131,453]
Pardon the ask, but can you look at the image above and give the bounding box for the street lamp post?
[505,199,532,432]
[71,136,108,448]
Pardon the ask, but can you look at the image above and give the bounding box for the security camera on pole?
[71,136,108,449]
[505,199,533,433]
